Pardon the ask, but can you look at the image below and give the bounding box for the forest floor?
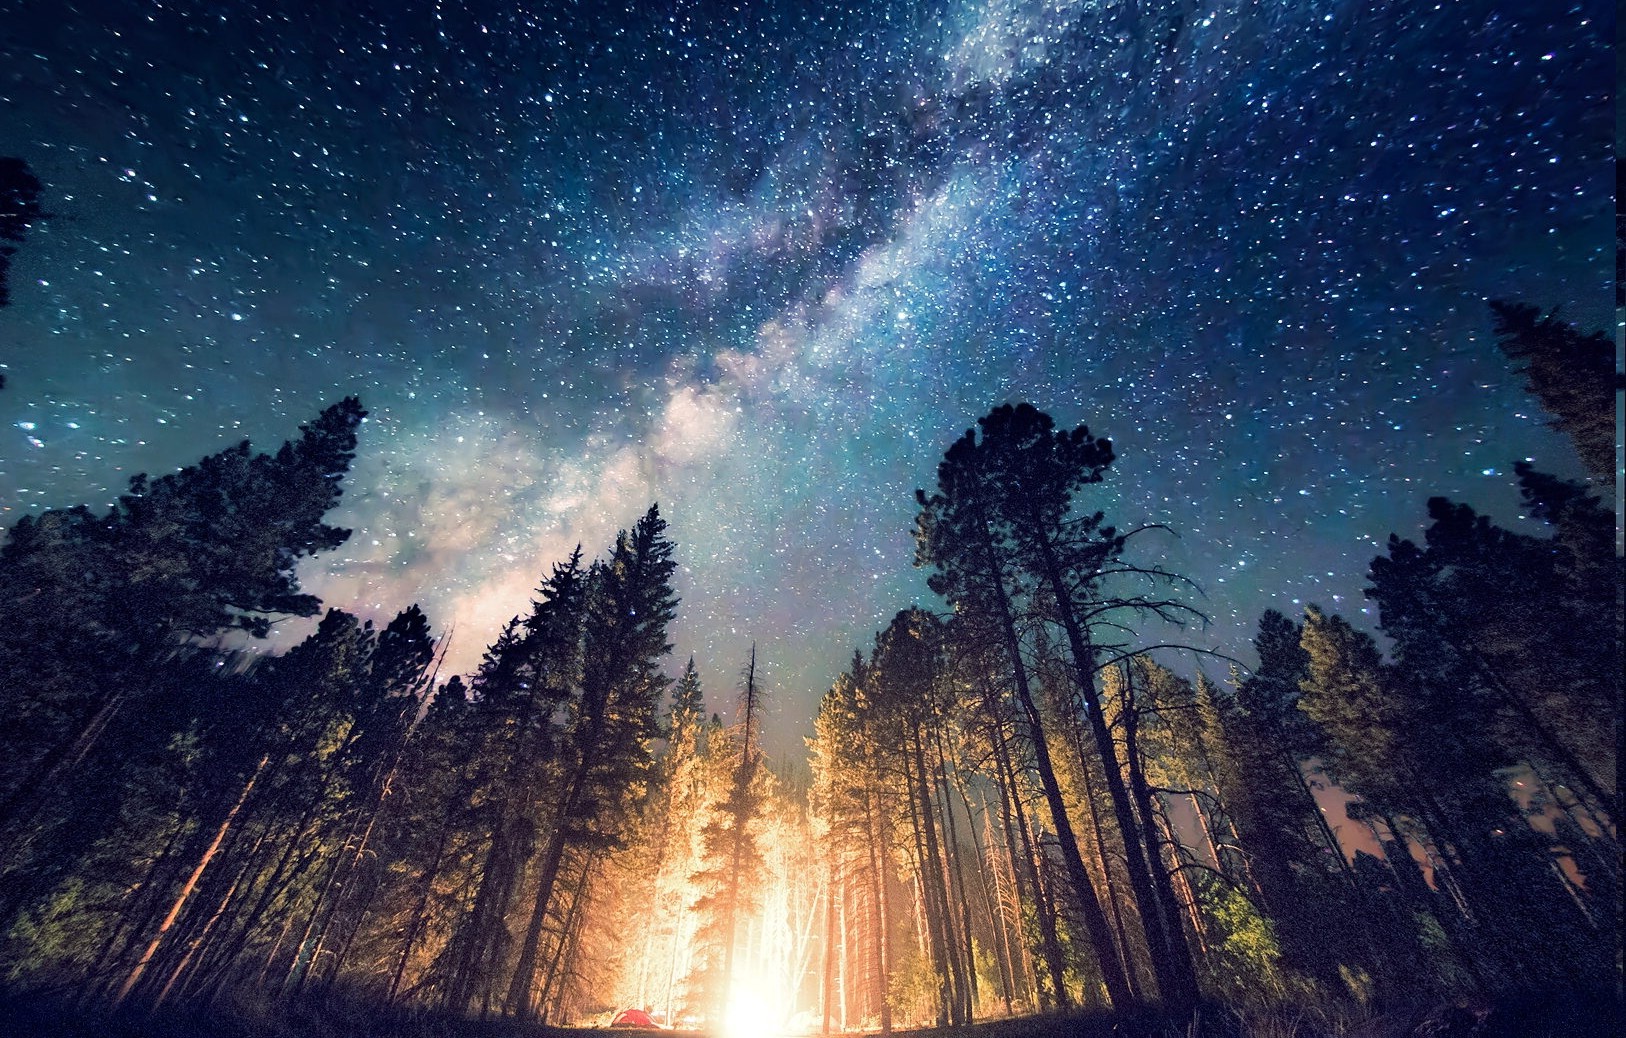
[1,990,1619,1038]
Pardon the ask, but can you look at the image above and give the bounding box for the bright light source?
[721,984,780,1038]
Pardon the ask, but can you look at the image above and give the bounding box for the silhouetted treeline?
[809,394,1617,1028]
[0,156,45,314]
[0,398,693,1023]
[0,299,1618,1035]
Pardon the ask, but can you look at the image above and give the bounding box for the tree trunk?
[89,818,190,1002]
[282,807,359,998]
[932,729,977,1021]
[1028,529,1196,1007]
[974,798,1018,1015]
[386,811,454,1004]
[116,752,269,1007]
[861,789,892,1034]
[1120,675,1200,999]
[991,584,1134,1008]
[536,852,595,1025]
[1073,738,1143,1004]
[821,856,837,1034]
[153,828,266,1007]
[199,809,318,1003]
[988,704,1067,1009]
[904,732,954,1026]
[506,751,595,1016]
[0,689,127,848]
[316,726,414,992]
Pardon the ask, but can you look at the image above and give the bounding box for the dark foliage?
[0,306,1617,1031]
[1487,300,1620,487]
[0,156,45,309]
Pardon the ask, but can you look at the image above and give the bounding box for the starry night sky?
[1,0,1613,756]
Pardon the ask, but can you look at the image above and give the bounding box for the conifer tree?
[1488,300,1619,488]
[1367,482,1618,827]
[809,662,897,1032]
[372,672,480,1004]
[0,399,366,800]
[1213,611,1367,990]
[1297,606,1607,992]
[0,398,367,937]
[916,403,1202,1009]
[685,647,767,1028]
[0,155,44,310]
[502,506,679,1018]
[441,549,587,1013]
[619,657,708,1022]
[868,610,971,1028]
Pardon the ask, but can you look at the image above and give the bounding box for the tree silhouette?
[685,646,767,1029]
[915,407,1130,1009]
[916,403,1203,1010]
[0,398,368,931]
[1211,611,1366,992]
[0,156,45,312]
[1488,300,1620,488]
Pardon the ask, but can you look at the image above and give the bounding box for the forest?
[0,157,1620,1037]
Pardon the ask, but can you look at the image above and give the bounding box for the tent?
[610,1008,659,1029]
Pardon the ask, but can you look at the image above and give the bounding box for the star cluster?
[1,0,1612,755]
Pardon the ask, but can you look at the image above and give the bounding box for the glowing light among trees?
[721,982,785,1038]
[0,390,1616,1029]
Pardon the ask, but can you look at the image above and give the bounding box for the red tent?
[610,1008,659,1029]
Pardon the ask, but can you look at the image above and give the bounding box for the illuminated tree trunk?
[821,856,837,1034]
[957,512,1131,1007]
[976,801,1019,1014]
[283,810,357,997]
[1119,673,1195,977]
[1072,741,1141,1003]
[191,786,326,1002]
[931,730,976,1021]
[116,752,269,1006]
[861,791,892,1034]
[904,729,955,1026]
[1158,810,1208,960]
[986,702,1067,1009]
[312,704,421,993]
[197,794,321,1002]
[1026,525,1197,1007]
[717,647,762,1023]
[85,822,189,998]
[152,828,264,1007]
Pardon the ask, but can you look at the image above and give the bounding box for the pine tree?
[112,606,375,1007]
[299,604,440,995]
[1367,481,1618,827]
[868,610,970,1027]
[1212,612,1363,993]
[1297,606,1607,993]
[916,403,1203,1009]
[1488,300,1619,488]
[372,672,480,1005]
[0,155,44,310]
[617,657,708,1023]
[442,549,587,1013]
[809,664,897,1033]
[685,647,767,1029]
[0,398,367,940]
[501,506,679,1018]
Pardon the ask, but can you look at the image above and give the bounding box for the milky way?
[0,0,1613,755]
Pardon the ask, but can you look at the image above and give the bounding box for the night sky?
[1,0,1613,756]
